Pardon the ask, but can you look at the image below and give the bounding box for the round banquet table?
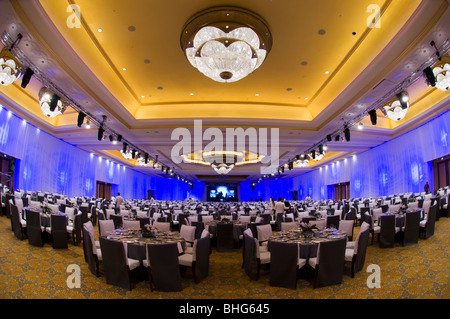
[268,228,348,259]
[205,220,246,244]
[102,228,186,261]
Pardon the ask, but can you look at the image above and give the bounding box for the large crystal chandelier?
[0,47,23,86]
[382,91,409,121]
[38,87,67,118]
[181,6,272,83]
[433,62,450,91]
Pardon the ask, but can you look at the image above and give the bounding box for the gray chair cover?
[402,211,420,246]
[25,210,43,247]
[326,208,335,215]
[269,241,298,290]
[82,226,100,277]
[10,204,25,240]
[73,213,83,245]
[79,206,89,224]
[137,217,150,228]
[351,229,370,277]
[191,221,205,240]
[379,215,395,248]
[50,214,68,249]
[216,223,234,252]
[261,214,272,225]
[380,204,389,214]
[99,237,134,290]
[195,236,211,282]
[147,243,182,291]
[312,238,346,288]
[247,223,262,238]
[360,207,371,216]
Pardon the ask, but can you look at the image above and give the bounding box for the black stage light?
[144,153,149,164]
[97,127,105,141]
[117,135,122,142]
[335,135,340,142]
[318,144,324,154]
[281,166,285,173]
[21,68,34,88]
[295,154,301,160]
[122,143,128,153]
[49,94,60,112]
[344,127,350,142]
[368,109,377,125]
[161,165,165,172]
[77,112,86,127]
[423,66,436,87]
[396,91,409,109]
[327,134,332,142]
[311,150,316,159]
[109,135,114,142]
[132,150,136,159]
[288,161,293,170]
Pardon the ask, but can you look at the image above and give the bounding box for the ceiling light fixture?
[38,87,67,117]
[20,68,33,88]
[77,112,86,127]
[357,122,364,130]
[432,62,450,91]
[368,109,377,125]
[181,6,272,83]
[0,33,23,86]
[382,90,409,121]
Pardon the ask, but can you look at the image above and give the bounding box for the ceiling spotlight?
[335,135,340,142]
[109,135,118,145]
[318,144,324,154]
[39,87,67,117]
[97,127,105,141]
[122,143,128,153]
[368,109,377,125]
[117,135,122,142]
[20,68,34,88]
[344,127,350,141]
[382,91,409,121]
[0,34,23,86]
[85,120,91,129]
[181,6,272,83]
[423,66,436,87]
[323,145,328,151]
[357,122,364,130]
[311,150,316,160]
[295,158,309,167]
[326,134,332,142]
[77,112,86,127]
[131,150,136,159]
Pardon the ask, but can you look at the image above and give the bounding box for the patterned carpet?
[0,215,448,299]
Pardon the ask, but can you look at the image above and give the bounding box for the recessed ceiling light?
[318,29,326,35]
[190,93,194,95]
[325,71,329,74]
[141,95,145,98]
[305,97,309,100]
[122,68,127,71]
[97,28,103,32]
[286,88,292,91]
[255,93,259,96]
[144,59,150,64]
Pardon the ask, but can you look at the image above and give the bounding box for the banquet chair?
[99,237,140,290]
[25,209,44,247]
[243,230,270,281]
[98,219,115,237]
[379,215,396,248]
[97,210,105,222]
[345,223,370,278]
[360,207,371,225]
[123,220,140,230]
[380,204,389,214]
[153,221,171,232]
[261,214,272,225]
[47,214,68,249]
[136,211,148,219]
[256,224,273,249]
[178,234,211,283]
[269,241,299,290]
[339,219,354,241]
[145,242,182,292]
[79,205,90,224]
[83,222,102,277]
[420,204,437,239]
[105,209,115,220]
[110,214,123,229]
[402,211,420,246]
[216,222,234,252]
[90,205,97,226]
[408,201,419,212]
[10,204,26,240]
[136,217,150,229]
[326,215,340,229]
[238,215,251,225]
[180,225,196,253]
[190,221,205,240]
[68,212,83,246]
[281,222,298,232]
[247,222,263,239]
[422,200,432,216]
[187,215,198,225]
[309,237,347,289]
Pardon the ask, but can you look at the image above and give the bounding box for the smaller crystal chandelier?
[433,62,450,91]
[136,157,149,166]
[0,34,24,86]
[0,47,23,86]
[120,149,133,159]
[382,91,409,121]
[38,87,67,118]
[295,158,309,167]
[181,6,272,83]
[211,163,235,175]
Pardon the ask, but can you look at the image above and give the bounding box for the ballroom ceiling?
[0,0,449,183]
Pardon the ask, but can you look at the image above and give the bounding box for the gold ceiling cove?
[180,6,272,83]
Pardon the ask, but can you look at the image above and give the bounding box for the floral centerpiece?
[398,204,407,215]
[40,202,51,215]
[221,217,230,223]
[141,223,155,237]
[299,222,318,238]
